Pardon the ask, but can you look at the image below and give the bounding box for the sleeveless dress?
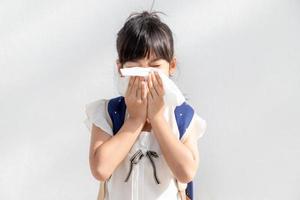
[84,98,207,200]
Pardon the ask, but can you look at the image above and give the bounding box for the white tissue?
[116,67,185,106]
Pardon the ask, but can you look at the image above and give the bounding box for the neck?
[142,121,152,132]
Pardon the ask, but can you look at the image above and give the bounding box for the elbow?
[92,165,112,182]
[90,152,112,182]
[176,171,194,183]
[175,164,197,183]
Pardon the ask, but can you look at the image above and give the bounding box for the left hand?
[146,71,166,122]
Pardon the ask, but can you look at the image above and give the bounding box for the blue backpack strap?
[174,101,195,200]
[186,181,193,200]
[107,96,126,135]
[174,101,195,140]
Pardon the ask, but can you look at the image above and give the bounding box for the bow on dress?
[124,149,160,184]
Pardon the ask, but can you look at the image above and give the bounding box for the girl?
[84,11,207,200]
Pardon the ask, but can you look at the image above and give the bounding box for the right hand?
[124,76,148,123]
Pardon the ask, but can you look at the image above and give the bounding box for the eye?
[124,65,136,68]
[151,64,160,67]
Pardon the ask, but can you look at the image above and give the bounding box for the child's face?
[117,52,176,77]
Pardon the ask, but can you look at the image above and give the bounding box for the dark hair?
[116,11,174,67]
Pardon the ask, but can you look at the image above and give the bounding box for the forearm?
[151,116,197,182]
[94,117,144,179]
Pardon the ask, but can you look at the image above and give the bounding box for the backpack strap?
[186,181,193,200]
[174,101,195,140]
[107,96,195,200]
[174,101,194,200]
[107,96,127,135]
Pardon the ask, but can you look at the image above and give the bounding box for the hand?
[124,76,148,123]
[147,71,165,122]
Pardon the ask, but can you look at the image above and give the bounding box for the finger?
[155,84,164,96]
[147,86,153,102]
[147,73,154,99]
[128,76,134,89]
[136,77,142,101]
[145,80,150,101]
[141,78,147,100]
[131,76,139,96]
[125,77,134,96]
[147,91,152,102]
[155,72,165,96]
[154,71,164,96]
[150,72,159,97]
[155,71,163,87]
[129,76,137,96]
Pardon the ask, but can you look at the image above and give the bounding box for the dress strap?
[124,149,144,182]
[146,151,160,184]
[124,149,160,184]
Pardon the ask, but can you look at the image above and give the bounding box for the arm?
[151,116,199,183]
[89,76,148,181]
[89,117,144,182]
[146,71,199,183]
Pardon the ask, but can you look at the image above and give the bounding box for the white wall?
[0,0,299,199]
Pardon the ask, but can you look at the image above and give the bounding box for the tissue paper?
[116,67,185,106]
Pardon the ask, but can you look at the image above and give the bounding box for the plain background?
[1,0,299,199]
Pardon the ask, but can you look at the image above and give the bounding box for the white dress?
[84,98,207,200]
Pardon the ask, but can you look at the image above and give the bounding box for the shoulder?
[106,96,126,113]
[84,97,115,135]
[85,96,124,113]
[174,101,195,139]
[174,101,195,122]
[85,98,108,113]
[84,96,126,136]
[174,101,207,142]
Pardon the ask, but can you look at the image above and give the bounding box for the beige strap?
[175,179,188,200]
[177,190,186,200]
[97,181,106,200]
